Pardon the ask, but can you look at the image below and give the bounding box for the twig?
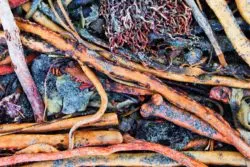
[0,0,44,122]
[185,0,227,67]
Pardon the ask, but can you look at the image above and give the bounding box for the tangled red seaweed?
[101,0,192,52]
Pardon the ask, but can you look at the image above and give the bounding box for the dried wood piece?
[22,152,249,167]
[14,18,250,158]
[0,0,44,122]
[185,0,227,66]
[0,139,207,167]
[0,130,123,150]
[206,0,250,67]
[0,113,118,134]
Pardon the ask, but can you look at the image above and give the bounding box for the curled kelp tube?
[235,0,250,25]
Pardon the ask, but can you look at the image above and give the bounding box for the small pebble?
[184,48,203,65]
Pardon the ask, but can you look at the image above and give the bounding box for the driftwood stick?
[0,113,118,134]
[185,0,227,66]
[22,152,249,167]
[0,0,44,122]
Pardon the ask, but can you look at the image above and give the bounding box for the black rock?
[89,18,105,34]
[68,0,95,9]
[136,120,197,150]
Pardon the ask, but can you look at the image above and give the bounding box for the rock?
[68,0,95,9]
[89,18,105,34]
[119,117,136,132]
[136,120,196,150]
[56,75,93,114]
[184,48,203,65]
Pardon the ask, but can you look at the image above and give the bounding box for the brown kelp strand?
[22,152,249,167]
[0,130,123,150]
[140,94,229,144]
[0,139,207,167]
